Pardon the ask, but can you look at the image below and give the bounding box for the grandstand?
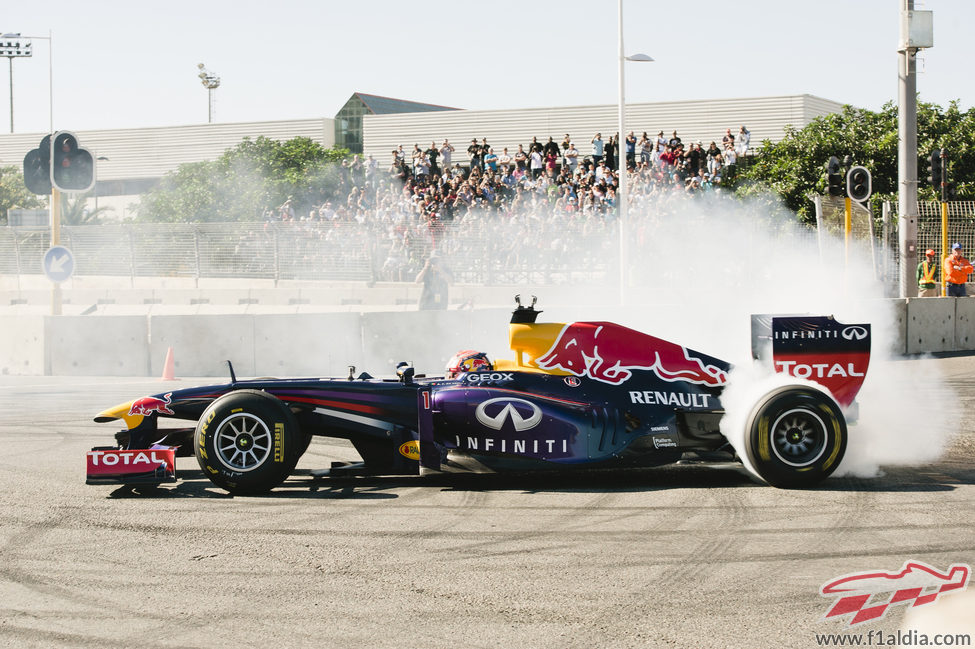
[0,92,843,215]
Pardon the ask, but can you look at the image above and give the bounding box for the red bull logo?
[534,322,728,386]
[462,357,491,372]
[820,560,970,626]
[128,392,175,416]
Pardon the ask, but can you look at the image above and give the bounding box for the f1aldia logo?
[475,398,542,432]
[820,560,970,626]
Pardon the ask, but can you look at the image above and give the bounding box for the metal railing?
[5,200,970,288]
[916,200,975,254]
[0,218,615,286]
[863,200,975,294]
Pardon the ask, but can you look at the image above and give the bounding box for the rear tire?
[194,390,302,494]
[744,386,846,489]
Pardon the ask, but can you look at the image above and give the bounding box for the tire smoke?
[591,191,957,481]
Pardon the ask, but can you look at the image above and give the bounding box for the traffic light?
[51,131,95,192]
[927,149,943,192]
[826,156,844,197]
[22,134,52,195]
[846,166,872,202]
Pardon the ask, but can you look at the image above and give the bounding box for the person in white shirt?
[498,147,513,174]
[530,149,544,179]
[723,146,738,166]
[591,133,604,166]
[594,161,608,181]
[565,142,580,175]
[735,126,750,157]
[440,140,454,168]
[656,130,668,152]
[650,143,662,168]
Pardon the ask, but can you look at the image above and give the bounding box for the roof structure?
[351,93,458,115]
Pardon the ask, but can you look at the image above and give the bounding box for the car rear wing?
[751,315,871,409]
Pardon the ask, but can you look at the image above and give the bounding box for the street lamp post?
[197,63,220,123]
[0,33,33,133]
[617,0,653,304]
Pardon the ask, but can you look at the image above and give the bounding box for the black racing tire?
[194,390,302,495]
[744,386,847,489]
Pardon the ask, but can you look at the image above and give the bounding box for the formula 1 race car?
[87,298,871,493]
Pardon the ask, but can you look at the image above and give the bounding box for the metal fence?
[916,200,975,253]
[859,200,975,293]
[818,195,875,240]
[0,218,615,286]
[5,201,972,288]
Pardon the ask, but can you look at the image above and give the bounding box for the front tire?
[744,386,846,489]
[194,390,302,494]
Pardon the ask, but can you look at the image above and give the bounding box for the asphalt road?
[1,357,973,649]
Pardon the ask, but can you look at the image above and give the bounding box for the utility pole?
[197,63,220,124]
[897,2,933,298]
[0,33,33,133]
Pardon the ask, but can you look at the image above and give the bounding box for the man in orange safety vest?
[944,243,974,297]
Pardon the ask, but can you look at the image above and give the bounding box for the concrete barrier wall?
[0,315,47,375]
[955,299,975,351]
[253,313,363,377]
[47,316,149,376]
[906,297,955,354]
[149,315,256,377]
[8,298,975,376]
[884,298,908,358]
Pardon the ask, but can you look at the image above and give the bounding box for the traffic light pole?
[897,0,919,299]
[942,154,948,299]
[844,196,852,268]
[941,200,948,296]
[51,187,61,316]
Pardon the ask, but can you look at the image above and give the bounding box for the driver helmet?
[445,350,492,378]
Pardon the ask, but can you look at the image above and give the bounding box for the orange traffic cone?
[160,346,178,381]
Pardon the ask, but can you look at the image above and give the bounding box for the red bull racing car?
[88,298,871,493]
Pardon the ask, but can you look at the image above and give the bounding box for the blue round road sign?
[43,245,75,283]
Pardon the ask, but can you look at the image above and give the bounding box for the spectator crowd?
[262,125,753,283]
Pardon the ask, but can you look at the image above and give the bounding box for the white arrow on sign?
[48,253,69,273]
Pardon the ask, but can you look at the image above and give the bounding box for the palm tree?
[60,192,114,225]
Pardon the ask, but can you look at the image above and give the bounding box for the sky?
[1,1,970,135]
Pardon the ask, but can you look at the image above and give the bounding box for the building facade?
[0,93,845,219]
[363,94,844,167]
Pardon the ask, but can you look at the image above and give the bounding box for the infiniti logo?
[841,326,868,341]
[474,398,543,432]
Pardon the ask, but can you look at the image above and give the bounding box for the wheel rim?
[769,407,828,467]
[213,412,272,472]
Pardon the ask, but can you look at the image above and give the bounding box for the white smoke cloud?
[598,191,958,482]
[837,353,958,477]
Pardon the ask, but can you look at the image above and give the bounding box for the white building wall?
[0,118,335,182]
[363,94,845,166]
[0,94,846,188]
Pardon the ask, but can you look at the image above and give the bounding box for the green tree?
[137,136,350,222]
[733,101,975,224]
[0,165,47,225]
